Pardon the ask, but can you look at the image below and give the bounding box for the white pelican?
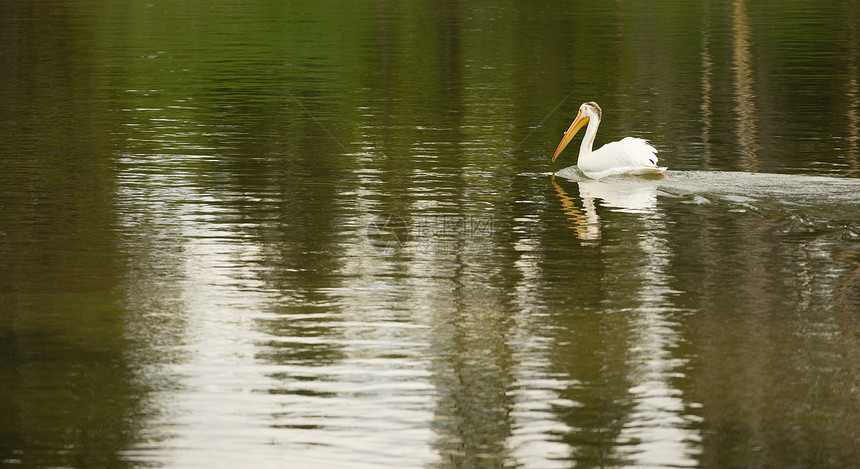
[552,101,666,179]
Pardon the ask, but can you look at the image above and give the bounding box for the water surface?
[1,1,859,468]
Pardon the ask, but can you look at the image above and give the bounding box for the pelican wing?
[578,137,664,179]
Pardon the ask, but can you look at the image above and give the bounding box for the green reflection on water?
[2,0,860,467]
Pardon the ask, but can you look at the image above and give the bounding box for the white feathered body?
[577,137,664,180]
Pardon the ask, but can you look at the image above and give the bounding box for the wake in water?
[550,168,860,240]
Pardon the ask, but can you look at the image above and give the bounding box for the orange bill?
[551,109,589,162]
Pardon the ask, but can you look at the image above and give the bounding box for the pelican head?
[551,101,602,162]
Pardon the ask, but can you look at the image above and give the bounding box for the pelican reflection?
[551,174,660,241]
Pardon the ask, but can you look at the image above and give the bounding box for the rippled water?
[2,1,860,467]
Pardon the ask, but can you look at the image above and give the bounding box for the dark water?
[2,1,859,467]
